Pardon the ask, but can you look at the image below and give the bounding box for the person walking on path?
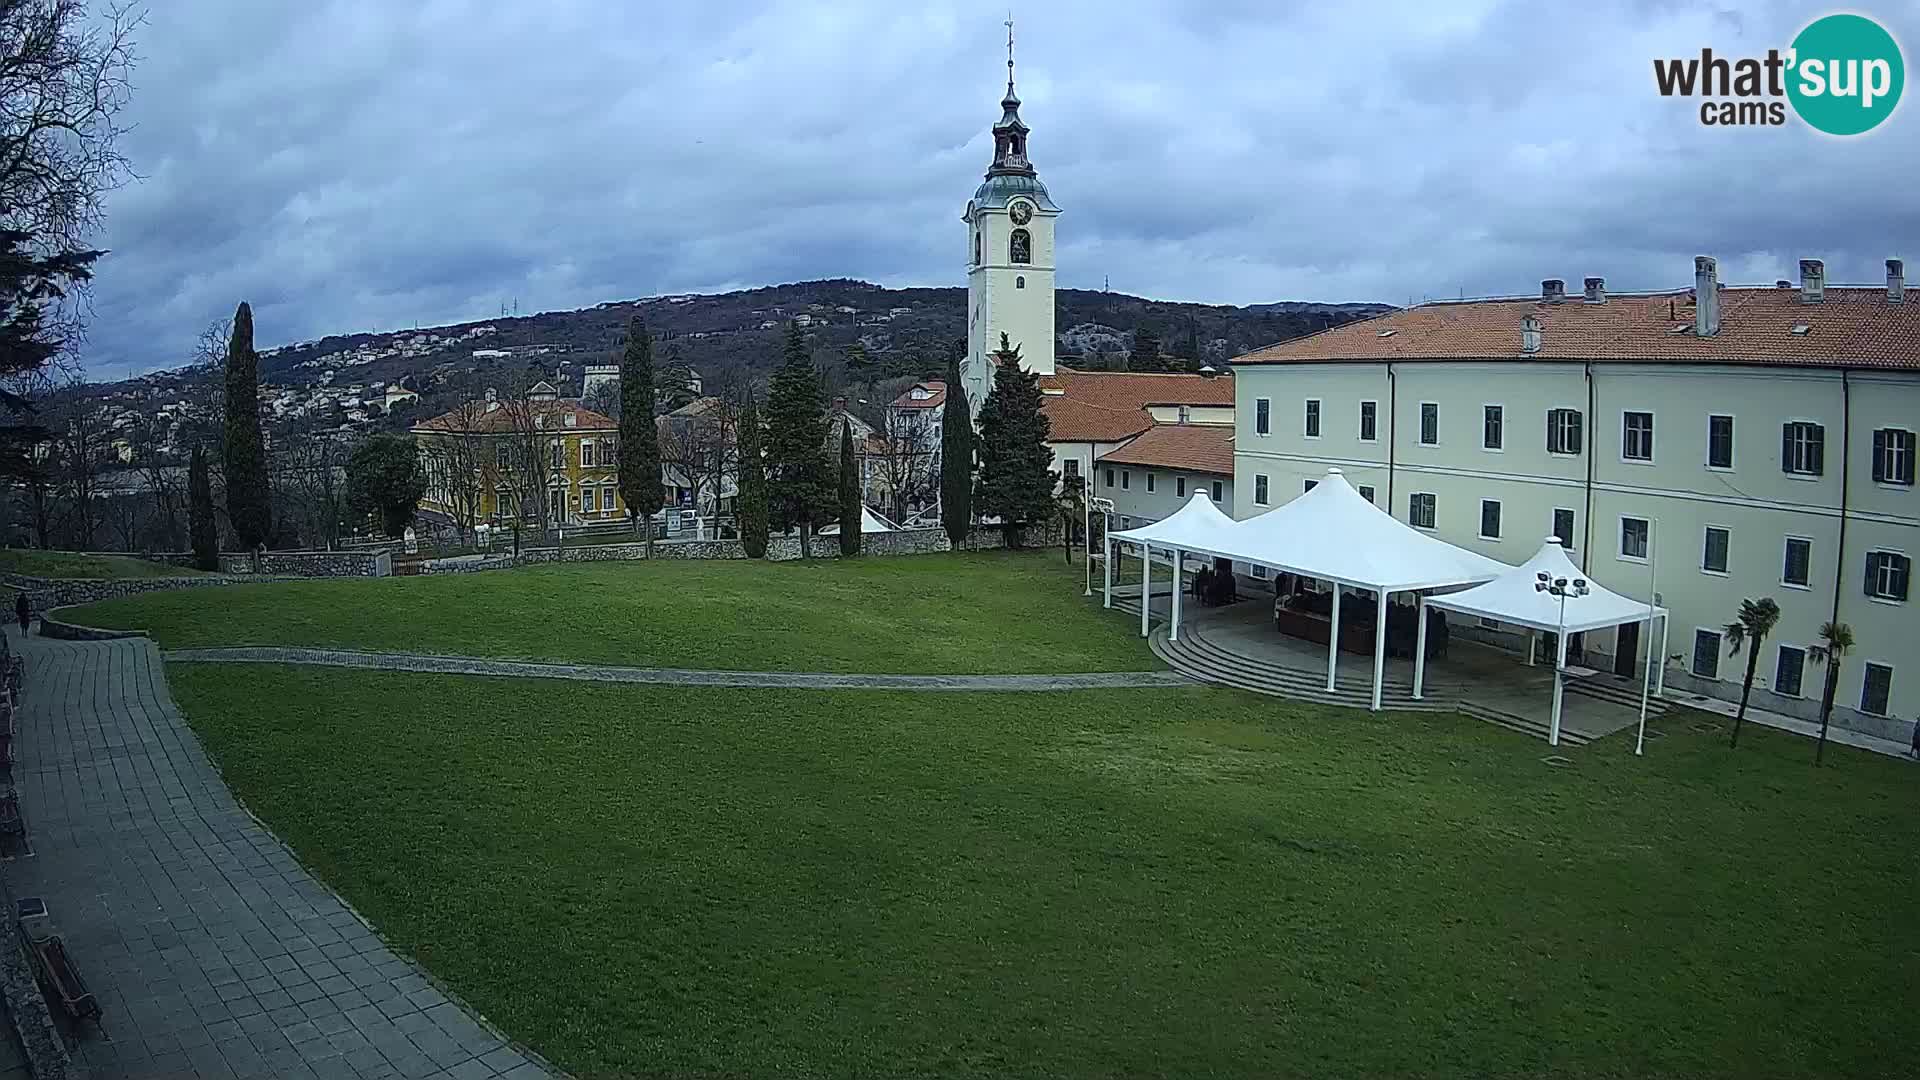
[13,592,28,635]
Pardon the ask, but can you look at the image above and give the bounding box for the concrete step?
[1152,633,1456,713]
[1177,628,1450,697]
[1567,675,1671,715]
[1457,701,1593,746]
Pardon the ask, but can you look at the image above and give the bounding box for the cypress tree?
[188,446,218,571]
[940,348,973,548]
[618,316,665,551]
[1128,325,1164,372]
[764,322,834,558]
[837,418,862,556]
[974,334,1055,549]
[222,302,272,548]
[736,402,769,558]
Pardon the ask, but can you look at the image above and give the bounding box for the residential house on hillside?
[413,382,627,530]
[1228,257,1919,740]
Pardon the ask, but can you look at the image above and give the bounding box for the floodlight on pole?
[1535,570,1590,746]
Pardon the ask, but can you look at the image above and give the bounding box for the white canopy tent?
[1109,469,1506,711]
[1103,489,1240,642]
[1419,537,1668,745]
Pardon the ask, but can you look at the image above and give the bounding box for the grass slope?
[67,552,1148,674]
[171,664,1920,1079]
[0,549,206,579]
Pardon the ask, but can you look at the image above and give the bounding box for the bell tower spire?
[990,16,1034,178]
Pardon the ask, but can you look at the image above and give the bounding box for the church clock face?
[1009,200,1033,225]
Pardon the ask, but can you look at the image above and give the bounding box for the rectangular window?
[1702,526,1730,574]
[1254,474,1269,505]
[1547,408,1583,455]
[1483,405,1504,450]
[1104,468,1114,488]
[1553,508,1577,550]
[1359,484,1375,504]
[1251,564,1268,580]
[1479,499,1502,539]
[1409,492,1436,530]
[1146,472,1155,493]
[1063,459,1080,478]
[1783,537,1812,587]
[1303,479,1318,494]
[1860,662,1893,716]
[1865,551,1911,601]
[581,441,595,468]
[579,487,592,513]
[1620,516,1650,560]
[1622,411,1655,462]
[1211,480,1223,502]
[1255,398,1270,436]
[1782,421,1825,476]
[1692,629,1722,679]
[1419,402,1439,446]
[551,441,565,469]
[1774,645,1806,697]
[602,487,616,511]
[1874,427,1916,485]
[1175,476,1186,497]
[495,444,510,467]
[1359,401,1378,442]
[1304,399,1321,438]
[1708,414,1735,469]
[1121,470,1130,490]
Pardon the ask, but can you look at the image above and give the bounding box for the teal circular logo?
[1787,14,1904,135]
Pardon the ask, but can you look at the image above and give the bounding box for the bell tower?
[962,20,1058,414]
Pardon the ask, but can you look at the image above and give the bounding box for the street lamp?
[1088,495,1115,598]
[1534,571,1589,746]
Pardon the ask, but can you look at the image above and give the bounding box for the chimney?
[1520,314,1542,354]
[1583,276,1606,304]
[1888,258,1906,304]
[1694,256,1720,336]
[1541,278,1566,303]
[1799,258,1825,303]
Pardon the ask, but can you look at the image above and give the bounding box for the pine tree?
[736,402,769,558]
[1128,325,1164,372]
[764,322,834,557]
[222,302,272,548]
[188,446,218,571]
[940,348,973,548]
[974,334,1055,548]
[1178,316,1201,362]
[346,434,429,538]
[617,317,665,551]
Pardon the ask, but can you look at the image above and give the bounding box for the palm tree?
[1806,621,1855,766]
[1723,597,1781,750]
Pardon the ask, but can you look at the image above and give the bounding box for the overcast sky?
[81,0,1920,379]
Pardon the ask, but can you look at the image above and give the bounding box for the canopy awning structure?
[1103,470,1509,712]
[1416,537,1669,745]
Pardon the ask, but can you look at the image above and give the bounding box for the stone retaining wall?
[418,523,1065,573]
[151,550,390,577]
[0,572,288,613]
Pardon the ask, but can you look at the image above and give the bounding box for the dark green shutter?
[1872,429,1888,483]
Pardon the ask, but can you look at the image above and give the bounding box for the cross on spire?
[1005,14,1015,92]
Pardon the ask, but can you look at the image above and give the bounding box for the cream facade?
[1232,359,1918,738]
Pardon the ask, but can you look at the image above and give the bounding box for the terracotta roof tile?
[1234,286,1920,370]
[1096,423,1235,474]
[412,399,618,435]
[1040,396,1153,442]
[1037,367,1234,442]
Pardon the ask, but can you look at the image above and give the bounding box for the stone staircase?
[1148,623,1460,714]
[1566,672,1670,717]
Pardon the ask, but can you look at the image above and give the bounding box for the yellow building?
[411,383,627,528]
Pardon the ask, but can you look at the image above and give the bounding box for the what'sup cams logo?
[1654,13,1904,134]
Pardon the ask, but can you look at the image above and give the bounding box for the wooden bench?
[19,917,99,1025]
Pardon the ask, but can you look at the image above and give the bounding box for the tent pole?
[1634,613,1654,757]
[1550,627,1569,747]
[1370,589,1388,712]
[1102,533,1113,608]
[1326,585,1341,691]
[1140,543,1152,638]
[1170,548,1183,643]
[1413,597,1429,700]
[1528,631,1536,666]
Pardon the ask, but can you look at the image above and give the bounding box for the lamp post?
[1534,570,1590,747]
[1090,496,1115,602]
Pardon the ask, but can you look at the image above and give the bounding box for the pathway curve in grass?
[164,646,1193,691]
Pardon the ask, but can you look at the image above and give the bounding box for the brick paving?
[4,629,557,1080]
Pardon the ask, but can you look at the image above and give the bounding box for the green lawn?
[171,663,1920,1079]
[0,549,207,579]
[67,552,1150,674]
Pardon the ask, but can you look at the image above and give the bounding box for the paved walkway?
[4,629,557,1080]
[162,647,1192,691]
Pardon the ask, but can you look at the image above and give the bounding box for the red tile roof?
[889,381,947,409]
[1038,366,1234,442]
[1096,423,1235,475]
[1234,286,1920,370]
[412,399,618,435]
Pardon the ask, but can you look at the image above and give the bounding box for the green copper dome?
[972,173,1057,212]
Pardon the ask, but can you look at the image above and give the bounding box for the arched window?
[1016,276,1025,289]
[973,231,981,265]
[1010,228,1031,265]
